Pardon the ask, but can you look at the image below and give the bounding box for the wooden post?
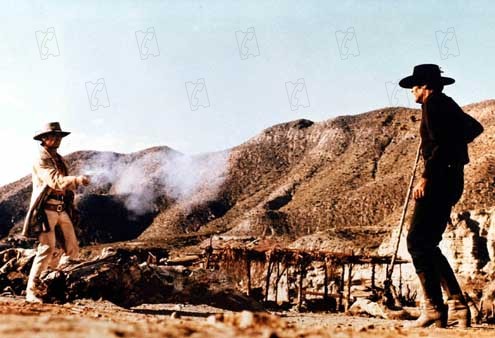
[323,259,329,300]
[274,262,279,303]
[346,263,353,311]
[371,263,376,289]
[297,260,305,311]
[338,264,345,311]
[246,257,252,297]
[205,235,213,269]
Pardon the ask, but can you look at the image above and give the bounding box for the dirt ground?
[1,296,495,338]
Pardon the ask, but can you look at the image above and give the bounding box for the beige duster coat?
[22,147,81,237]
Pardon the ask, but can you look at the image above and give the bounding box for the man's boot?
[447,295,471,328]
[407,272,447,328]
[436,255,471,327]
[408,299,447,328]
[25,292,43,304]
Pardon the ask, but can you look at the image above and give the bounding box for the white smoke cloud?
[161,151,229,201]
[81,148,230,215]
[83,152,123,187]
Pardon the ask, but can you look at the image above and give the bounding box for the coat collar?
[39,146,59,161]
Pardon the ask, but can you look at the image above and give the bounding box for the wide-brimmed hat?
[33,122,71,141]
[399,64,455,89]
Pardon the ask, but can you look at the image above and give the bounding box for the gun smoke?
[81,148,230,215]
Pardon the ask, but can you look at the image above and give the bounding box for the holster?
[31,209,50,236]
[64,190,80,225]
[22,185,51,238]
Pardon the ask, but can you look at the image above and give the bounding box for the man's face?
[411,84,428,104]
[42,133,63,149]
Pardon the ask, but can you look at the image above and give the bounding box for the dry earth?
[2,296,495,338]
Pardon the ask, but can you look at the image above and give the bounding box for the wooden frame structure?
[207,245,409,311]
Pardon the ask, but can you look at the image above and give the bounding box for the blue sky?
[0,0,494,185]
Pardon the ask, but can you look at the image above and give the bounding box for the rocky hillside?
[141,99,495,252]
[0,100,493,255]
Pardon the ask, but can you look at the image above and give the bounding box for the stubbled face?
[42,133,63,149]
[411,84,429,104]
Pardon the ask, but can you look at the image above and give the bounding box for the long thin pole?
[297,261,305,311]
[246,257,251,297]
[346,263,353,311]
[386,141,421,282]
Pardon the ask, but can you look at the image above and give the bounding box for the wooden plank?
[345,263,353,311]
[297,261,305,311]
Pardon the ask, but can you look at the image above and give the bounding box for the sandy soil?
[1,296,495,338]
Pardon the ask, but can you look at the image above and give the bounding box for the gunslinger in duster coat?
[24,122,90,304]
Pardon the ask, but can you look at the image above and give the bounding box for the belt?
[44,203,65,213]
[48,194,65,201]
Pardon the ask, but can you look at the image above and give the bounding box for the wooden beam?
[338,264,344,311]
[297,260,305,311]
[371,263,376,289]
[246,257,251,297]
[323,259,328,300]
[274,262,279,303]
[345,263,353,311]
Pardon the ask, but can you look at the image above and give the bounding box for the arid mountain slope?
[142,100,494,250]
[0,100,493,253]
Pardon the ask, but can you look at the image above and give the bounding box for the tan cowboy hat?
[399,64,455,89]
[33,122,71,141]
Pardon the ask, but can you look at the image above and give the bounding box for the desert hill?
[0,99,493,254]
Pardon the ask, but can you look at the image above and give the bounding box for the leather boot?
[436,256,471,327]
[407,299,447,328]
[25,292,43,304]
[406,272,447,328]
[447,296,471,328]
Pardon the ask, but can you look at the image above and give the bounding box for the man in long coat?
[23,122,90,303]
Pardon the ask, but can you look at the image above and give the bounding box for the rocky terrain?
[0,98,493,336]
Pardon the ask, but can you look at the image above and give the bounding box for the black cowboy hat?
[399,64,455,89]
[33,122,71,141]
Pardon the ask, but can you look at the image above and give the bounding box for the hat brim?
[399,76,455,89]
[33,131,71,141]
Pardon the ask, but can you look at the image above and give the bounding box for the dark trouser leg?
[407,196,447,307]
[436,252,463,298]
[435,166,465,300]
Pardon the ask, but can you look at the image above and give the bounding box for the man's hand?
[413,177,428,200]
[77,175,91,186]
